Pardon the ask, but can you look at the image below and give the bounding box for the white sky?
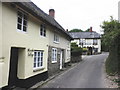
[31,0,119,33]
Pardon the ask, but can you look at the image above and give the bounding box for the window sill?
[40,35,46,38]
[17,29,27,34]
[33,67,44,72]
[51,61,57,64]
[53,41,59,44]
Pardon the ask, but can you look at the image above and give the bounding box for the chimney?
[90,27,92,32]
[49,9,55,18]
[66,29,68,32]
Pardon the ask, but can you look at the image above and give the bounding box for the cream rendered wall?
[1,3,48,87]
[0,2,3,88]
[0,2,2,60]
[48,28,71,63]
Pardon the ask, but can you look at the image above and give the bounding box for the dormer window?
[40,24,46,37]
[17,10,28,32]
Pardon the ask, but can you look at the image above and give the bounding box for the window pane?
[41,57,43,62]
[38,57,40,62]
[18,11,22,17]
[40,31,43,36]
[23,26,27,32]
[34,57,36,62]
[38,52,40,56]
[41,52,43,56]
[24,14,27,20]
[34,52,37,56]
[17,24,22,30]
[23,20,27,26]
[44,30,46,36]
[18,17,22,24]
[41,62,43,66]
[37,63,40,67]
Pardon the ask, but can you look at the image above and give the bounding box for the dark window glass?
[34,63,36,67]
[41,62,43,66]
[23,26,26,32]
[18,17,22,24]
[18,11,22,17]
[40,24,46,36]
[23,20,27,26]
[24,15,27,20]
[17,24,22,30]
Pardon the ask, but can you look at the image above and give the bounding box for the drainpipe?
[0,2,3,62]
[0,2,3,87]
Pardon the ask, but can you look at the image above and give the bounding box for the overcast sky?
[31,0,119,33]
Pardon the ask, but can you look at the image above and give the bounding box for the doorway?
[8,47,19,88]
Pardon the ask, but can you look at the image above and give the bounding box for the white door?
[60,51,62,69]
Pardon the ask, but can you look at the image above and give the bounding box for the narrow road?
[40,53,109,88]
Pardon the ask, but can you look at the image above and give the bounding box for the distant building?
[69,27,101,55]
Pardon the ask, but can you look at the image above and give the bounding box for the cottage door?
[60,51,63,69]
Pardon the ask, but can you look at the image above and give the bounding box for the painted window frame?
[33,50,44,70]
[40,24,46,37]
[17,9,28,33]
[54,34,59,43]
[93,39,98,45]
[51,48,57,63]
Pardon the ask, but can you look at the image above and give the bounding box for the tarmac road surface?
[40,52,109,88]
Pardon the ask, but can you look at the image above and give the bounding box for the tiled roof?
[69,32,101,39]
[10,2,73,40]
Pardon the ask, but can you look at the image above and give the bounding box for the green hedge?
[105,35,120,75]
[71,43,82,56]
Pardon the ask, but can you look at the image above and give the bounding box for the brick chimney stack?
[49,9,55,18]
[66,29,68,32]
[90,27,92,32]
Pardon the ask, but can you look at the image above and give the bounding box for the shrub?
[71,43,82,56]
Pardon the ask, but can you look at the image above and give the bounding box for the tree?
[69,29,83,32]
[101,16,120,76]
[101,16,120,50]
[85,28,90,32]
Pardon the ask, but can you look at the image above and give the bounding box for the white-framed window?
[52,48,57,63]
[33,50,44,69]
[54,34,59,43]
[40,24,46,37]
[17,10,28,32]
[93,39,98,45]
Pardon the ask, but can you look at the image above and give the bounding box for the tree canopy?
[69,28,91,32]
[101,16,120,48]
[69,29,83,32]
[101,16,120,76]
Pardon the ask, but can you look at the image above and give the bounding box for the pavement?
[36,53,109,88]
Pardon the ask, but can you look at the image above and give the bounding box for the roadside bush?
[71,43,82,63]
[105,34,120,76]
[71,47,82,56]
[101,17,120,77]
